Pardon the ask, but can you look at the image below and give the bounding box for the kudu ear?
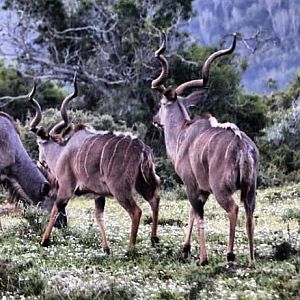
[36,127,49,140]
[181,89,208,107]
[163,87,177,101]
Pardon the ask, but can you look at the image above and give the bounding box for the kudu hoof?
[197,259,208,266]
[41,238,50,247]
[151,236,160,246]
[54,214,68,229]
[181,244,191,259]
[227,252,236,262]
[103,247,110,255]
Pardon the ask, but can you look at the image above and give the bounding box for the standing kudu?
[28,76,160,253]
[151,32,259,265]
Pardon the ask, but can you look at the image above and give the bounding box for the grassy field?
[0,184,299,299]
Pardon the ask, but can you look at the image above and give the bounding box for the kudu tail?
[140,150,160,188]
[239,145,257,203]
[135,149,160,200]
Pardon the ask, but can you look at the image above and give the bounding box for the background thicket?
[0,0,299,188]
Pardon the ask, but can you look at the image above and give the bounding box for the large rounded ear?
[181,89,208,107]
[163,87,177,101]
[61,123,75,141]
[36,127,49,140]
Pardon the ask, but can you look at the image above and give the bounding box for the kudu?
[28,76,160,253]
[0,111,55,215]
[151,32,259,265]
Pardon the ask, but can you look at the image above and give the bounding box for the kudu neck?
[163,101,190,163]
[11,137,47,202]
[41,141,64,173]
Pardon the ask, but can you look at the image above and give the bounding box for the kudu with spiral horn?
[28,75,161,253]
[0,110,51,209]
[151,32,259,265]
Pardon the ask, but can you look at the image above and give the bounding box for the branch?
[0,92,35,107]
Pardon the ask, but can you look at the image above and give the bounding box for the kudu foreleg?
[185,191,209,264]
[182,207,195,258]
[95,196,110,254]
[41,194,69,246]
[41,202,59,246]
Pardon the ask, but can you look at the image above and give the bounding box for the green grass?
[0,184,299,299]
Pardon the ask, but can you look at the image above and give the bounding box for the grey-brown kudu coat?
[151,32,259,265]
[28,77,160,253]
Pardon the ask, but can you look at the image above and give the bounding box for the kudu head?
[28,73,78,164]
[152,31,237,129]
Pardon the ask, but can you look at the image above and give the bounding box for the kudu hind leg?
[138,186,160,245]
[215,193,239,262]
[182,207,195,259]
[135,174,160,246]
[95,196,110,254]
[147,194,160,245]
[242,187,256,262]
[117,196,142,249]
[187,192,209,264]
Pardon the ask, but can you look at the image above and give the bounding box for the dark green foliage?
[0,63,66,121]
[154,157,182,189]
[3,0,193,125]
[274,242,294,261]
[143,215,183,227]
[259,141,300,184]
[282,208,300,225]
[169,43,268,139]
[0,61,28,121]
[0,258,45,295]
[0,259,24,292]
[265,73,300,112]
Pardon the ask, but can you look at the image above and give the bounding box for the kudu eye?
[41,181,50,197]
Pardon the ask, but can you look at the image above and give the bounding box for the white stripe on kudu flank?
[200,130,222,165]
[107,135,128,172]
[83,136,100,178]
[123,136,134,162]
[99,135,117,176]
[224,135,237,160]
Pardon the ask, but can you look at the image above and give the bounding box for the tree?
[1,0,193,123]
[0,62,66,121]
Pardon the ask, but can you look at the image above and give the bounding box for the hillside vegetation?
[0,184,299,299]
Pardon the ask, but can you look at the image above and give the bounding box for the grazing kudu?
[0,111,53,213]
[151,32,259,265]
[28,77,160,253]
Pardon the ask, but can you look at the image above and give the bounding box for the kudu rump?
[28,77,160,252]
[152,32,259,265]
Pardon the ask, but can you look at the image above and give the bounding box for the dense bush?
[0,63,65,122]
[257,74,300,186]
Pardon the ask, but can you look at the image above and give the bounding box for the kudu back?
[28,76,160,252]
[151,32,259,265]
